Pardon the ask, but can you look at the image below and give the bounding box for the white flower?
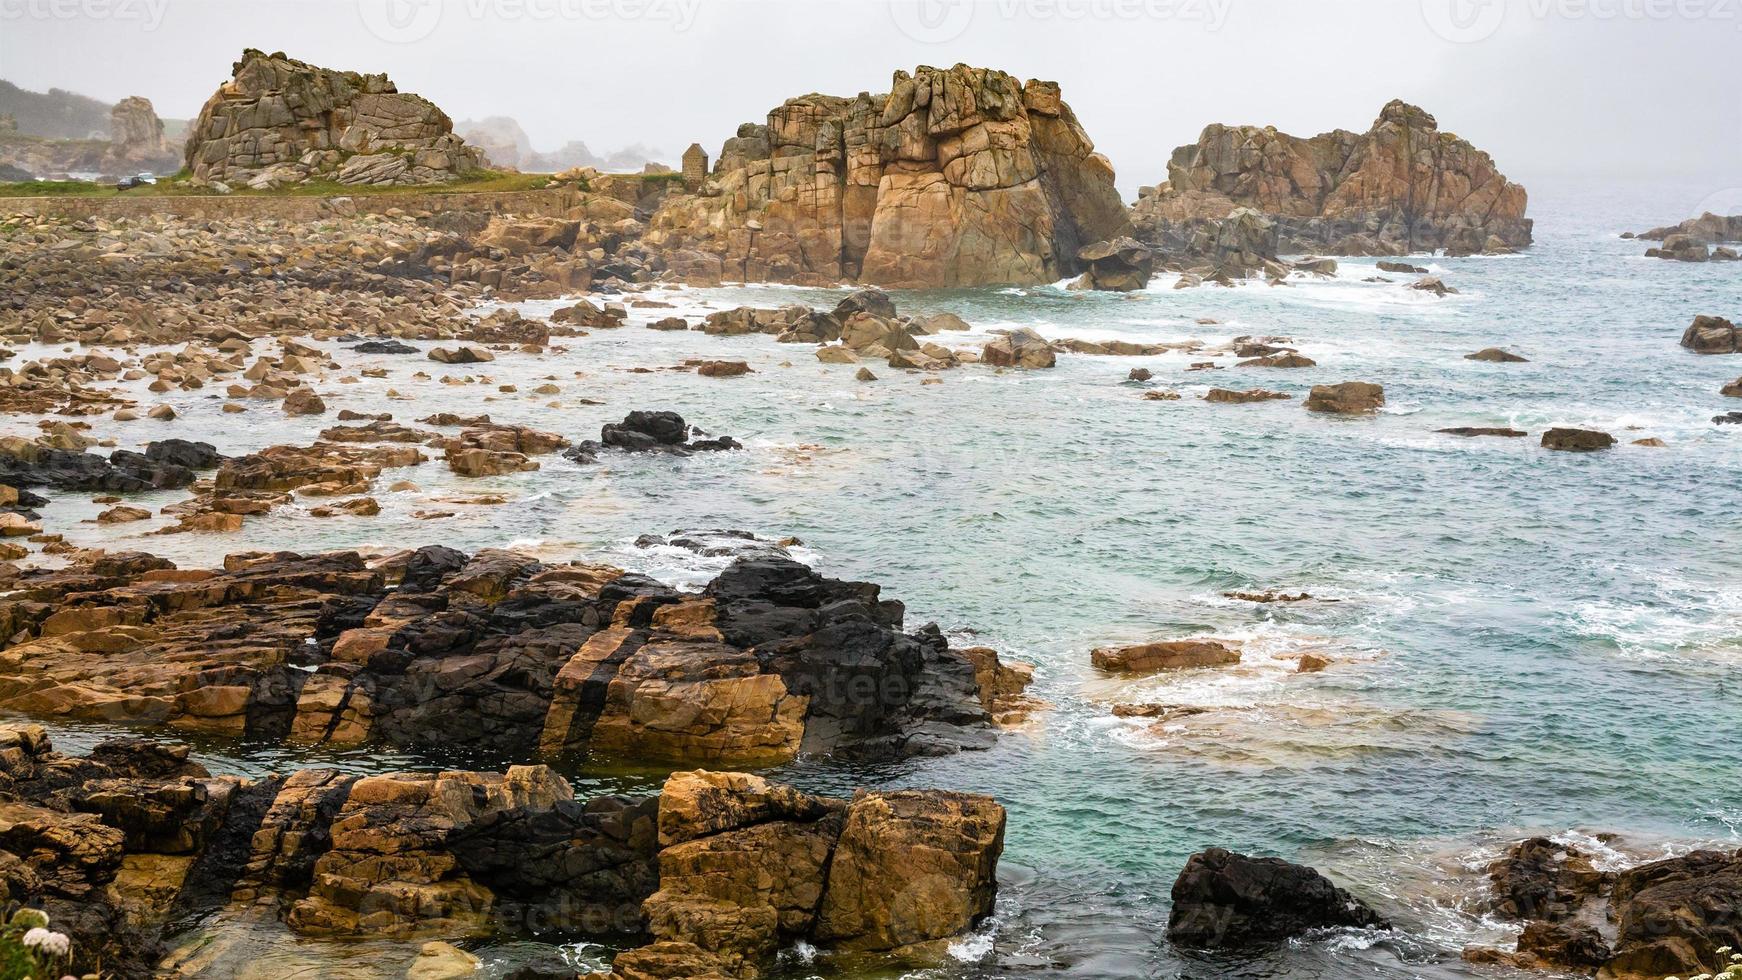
[21,927,70,958]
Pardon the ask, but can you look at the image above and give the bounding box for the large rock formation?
[1464,836,1742,980]
[0,728,1003,979]
[0,545,1028,765]
[107,96,177,170]
[1132,100,1531,258]
[644,63,1131,287]
[184,49,485,187]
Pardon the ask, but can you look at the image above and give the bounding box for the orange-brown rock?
[644,64,1130,287]
[1133,100,1531,257]
[1091,639,1241,674]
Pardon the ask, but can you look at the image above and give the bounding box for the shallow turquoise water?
[21,177,1742,977]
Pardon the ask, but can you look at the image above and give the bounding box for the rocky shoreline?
[0,725,1004,979]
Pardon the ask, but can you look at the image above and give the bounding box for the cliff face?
[1132,100,1531,257]
[183,49,484,187]
[646,63,1131,287]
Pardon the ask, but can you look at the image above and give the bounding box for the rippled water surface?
[19,179,1742,978]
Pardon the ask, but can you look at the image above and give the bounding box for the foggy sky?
[4,0,1738,200]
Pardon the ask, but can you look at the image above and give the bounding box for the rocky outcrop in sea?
[1131,100,1531,258]
[0,544,1029,764]
[643,63,1131,287]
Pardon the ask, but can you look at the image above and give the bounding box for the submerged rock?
[1166,847,1390,946]
[1466,347,1529,363]
[1091,639,1240,674]
[564,411,742,463]
[1440,426,1528,438]
[1541,427,1615,451]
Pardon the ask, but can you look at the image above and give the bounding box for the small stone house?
[681,143,709,191]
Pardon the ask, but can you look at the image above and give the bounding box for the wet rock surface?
[1166,847,1390,946]
[1465,836,1742,980]
[0,545,1026,764]
[564,411,742,464]
[0,727,1003,980]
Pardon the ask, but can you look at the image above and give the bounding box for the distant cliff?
[456,115,666,173]
[645,63,1132,287]
[1132,100,1531,257]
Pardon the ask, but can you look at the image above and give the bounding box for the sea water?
[20,176,1741,977]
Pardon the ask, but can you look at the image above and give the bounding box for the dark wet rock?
[0,438,197,493]
[564,411,742,463]
[1714,411,1742,426]
[1128,367,1154,381]
[982,328,1057,369]
[1681,315,1740,354]
[1205,388,1290,403]
[0,726,1003,979]
[1408,275,1457,296]
[1440,427,1528,438]
[833,287,897,322]
[1541,427,1615,451]
[1166,847,1390,946]
[1073,237,1156,291]
[1305,381,1385,414]
[1236,352,1316,368]
[634,529,794,561]
[1722,377,1742,398]
[1487,837,1614,922]
[1516,920,1612,971]
[1474,836,1742,980]
[1466,348,1528,363]
[145,439,225,470]
[349,339,420,355]
[0,545,1024,766]
[1377,260,1428,273]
